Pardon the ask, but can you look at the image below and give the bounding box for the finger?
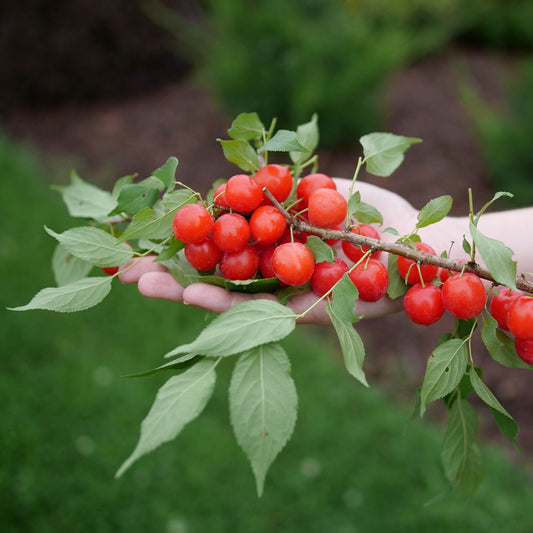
[137,271,184,302]
[118,256,167,284]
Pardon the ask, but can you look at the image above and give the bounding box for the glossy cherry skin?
[296,173,336,208]
[396,242,438,285]
[507,296,533,340]
[172,203,214,244]
[212,213,250,252]
[348,259,389,302]
[403,283,445,326]
[185,237,222,272]
[219,245,260,280]
[441,273,487,320]
[489,288,521,331]
[253,164,293,204]
[249,205,287,246]
[514,337,533,366]
[341,224,382,264]
[225,174,263,213]
[272,242,315,286]
[307,188,348,228]
[213,182,228,208]
[310,257,349,297]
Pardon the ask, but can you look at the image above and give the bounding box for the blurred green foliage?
[2,135,533,531]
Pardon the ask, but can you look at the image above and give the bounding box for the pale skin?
[118,178,533,324]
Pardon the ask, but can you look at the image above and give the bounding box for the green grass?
[2,135,533,532]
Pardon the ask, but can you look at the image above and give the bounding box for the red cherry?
[253,164,293,204]
[101,266,120,276]
[296,173,336,208]
[272,242,315,286]
[441,273,486,319]
[225,174,263,213]
[249,205,287,246]
[514,337,533,365]
[348,259,389,302]
[307,188,347,228]
[213,182,228,209]
[219,245,260,280]
[396,242,438,285]
[507,296,533,340]
[184,237,222,272]
[489,288,521,331]
[403,283,445,326]
[172,203,214,244]
[341,224,382,264]
[310,257,349,297]
[259,245,277,279]
[212,213,250,252]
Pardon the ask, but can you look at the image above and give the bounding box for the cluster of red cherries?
[171,164,533,365]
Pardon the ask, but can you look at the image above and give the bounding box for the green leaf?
[155,237,185,261]
[257,130,308,154]
[161,189,197,211]
[165,300,297,358]
[474,191,514,224]
[229,344,297,496]
[116,358,218,477]
[441,398,483,497]
[227,113,265,141]
[462,237,472,255]
[54,170,117,222]
[360,133,422,177]
[420,339,469,415]
[10,276,113,312]
[152,157,179,189]
[331,273,361,323]
[158,250,200,287]
[469,222,517,290]
[469,368,519,446]
[305,236,335,263]
[416,195,453,229]
[45,226,133,267]
[111,174,136,199]
[108,183,161,216]
[290,114,319,164]
[52,244,93,286]
[326,301,368,386]
[122,354,204,379]
[387,254,408,300]
[218,139,260,172]
[199,275,280,294]
[480,314,532,369]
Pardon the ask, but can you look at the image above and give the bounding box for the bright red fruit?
[507,296,533,340]
[225,174,263,213]
[341,224,382,264]
[272,242,315,286]
[307,188,347,228]
[219,245,260,280]
[249,205,287,246]
[514,337,533,366]
[213,182,228,208]
[101,266,120,276]
[489,288,521,331]
[396,242,438,285]
[441,273,486,319]
[310,257,349,297]
[348,259,389,302]
[172,203,214,243]
[253,164,293,204]
[403,284,445,326]
[212,213,250,252]
[296,173,336,208]
[185,237,222,271]
[259,245,277,279]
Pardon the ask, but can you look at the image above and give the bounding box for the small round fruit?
[310,257,349,297]
[341,224,382,264]
[307,188,347,228]
[272,242,315,286]
[514,337,533,366]
[212,213,250,252]
[441,273,486,319]
[396,242,438,285]
[213,182,228,208]
[403,283,445,326]
[507,296,533,340]
[296,173,336,208]
[348,259,389,302]
[249,205,287,246]
[225,174,263,213]
[219,245,260,280]
[172,203,214,243]
[184,237,222,272]
[489,288,521,331]
[253,164,293,204]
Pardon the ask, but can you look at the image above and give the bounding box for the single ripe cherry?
[249,205,287,246]
[212,213,250,252]
[507,296,533,340]
[225,174,263,213]
[310,257,349,297]
[307,188,348,228]
[296,173,336,208]
[441,273,486,319]
[514,337,533,366]
[272,242,315,286]
[185,237,222,272]
[253,164,293,204]
[219,245,260,280]
[172,203,214,244]
[489,288,521,331]
[348,259,389,302]
[403,283,445,326]
[341,224,382,264]
[396,242,438,285]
